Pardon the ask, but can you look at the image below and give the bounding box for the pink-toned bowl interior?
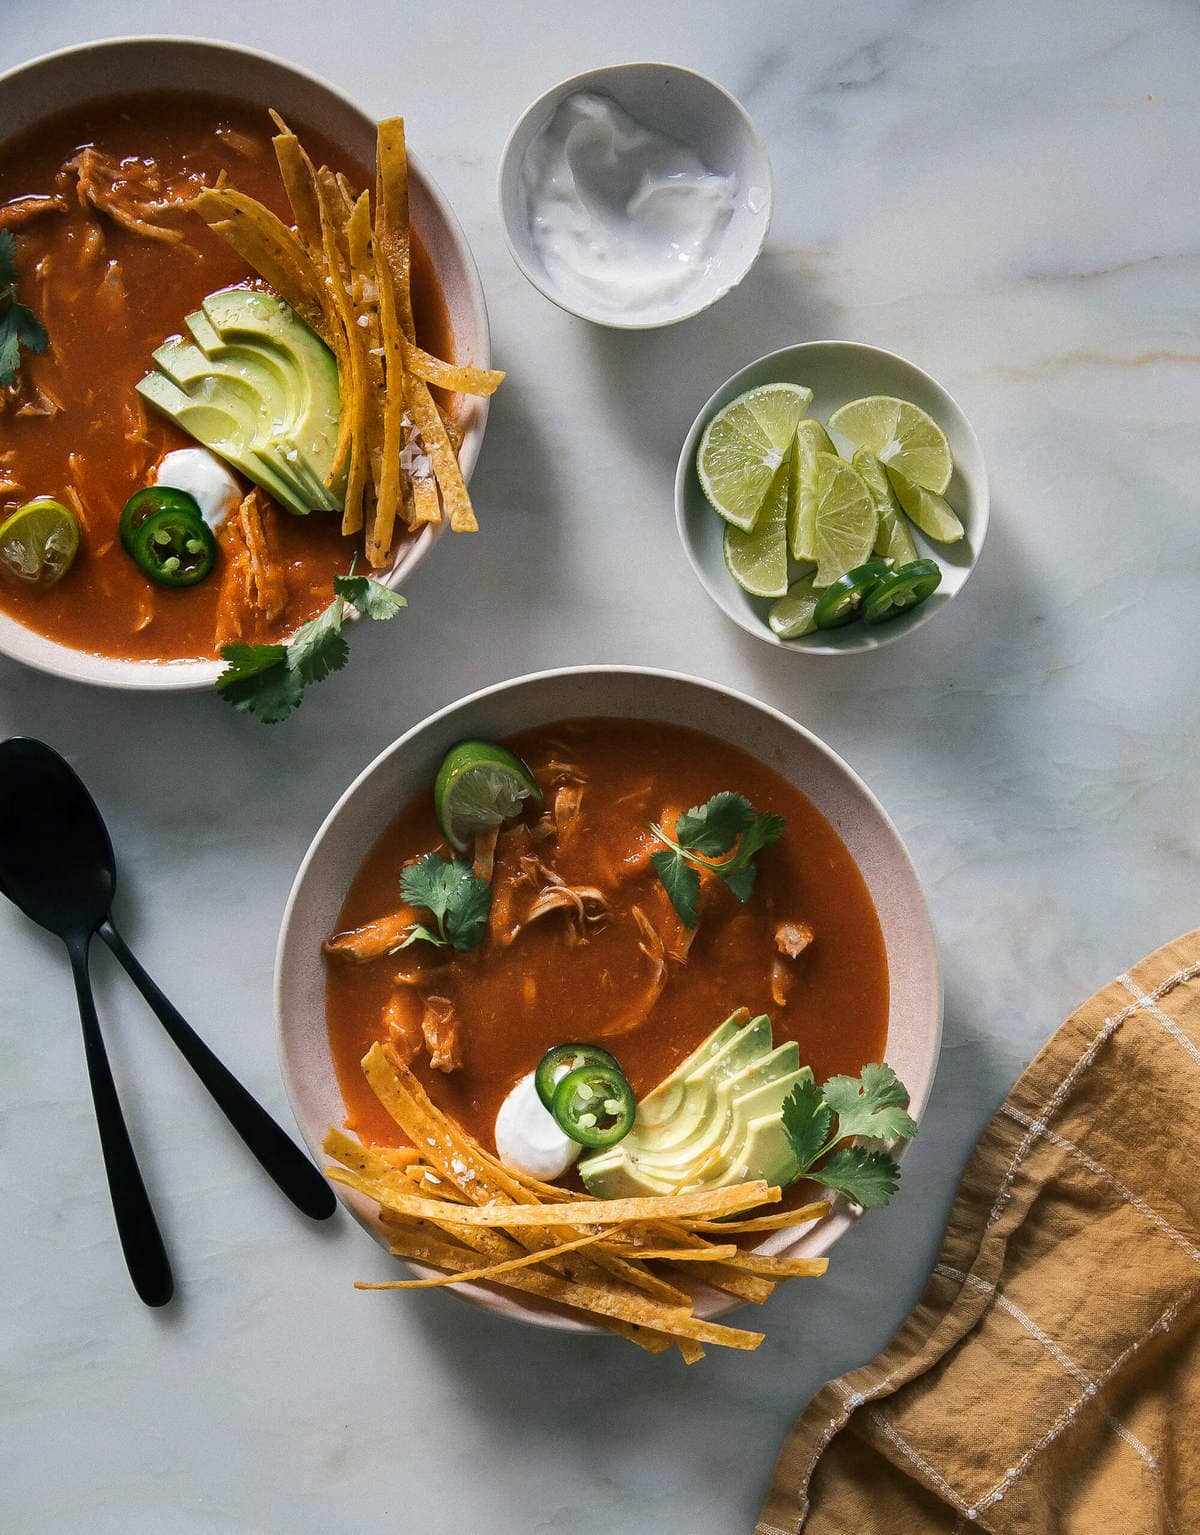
[275,666,942,1333]
[0,36,490,690]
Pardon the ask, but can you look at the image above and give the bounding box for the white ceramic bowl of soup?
[0,36,492,691]
[498,63,773,328]
[676,341,989,654]
[276,665,942,1332]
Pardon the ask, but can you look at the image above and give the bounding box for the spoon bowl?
[0,739,115,937]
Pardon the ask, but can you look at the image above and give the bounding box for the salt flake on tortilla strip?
[400,336,505,397]
[406,374,477,532]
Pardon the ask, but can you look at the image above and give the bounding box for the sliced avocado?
[578,1013,807,1200]
[151,338,323,512]
[137,287,343,517]
[202,288,342,500]
[135,372,314,518]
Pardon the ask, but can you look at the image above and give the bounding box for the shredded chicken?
[775,921,814,959]
[0,194,67,230]
[552,784,583,845]
[383,993,423,1067]
[523,877,609,945]
[15,388,61,419]
[771,958,792,1010]
[239,489,288,620]
[323,906,421,962]
[213,519,251,649]
[631,904,667,989]
[472,827,499,883]
[597,904,671,1037]
[420,996,463,1073]
[66,147,186,243]
[213,124,261,159]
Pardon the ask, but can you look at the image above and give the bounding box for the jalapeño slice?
[813,559,892,630]
[551,1063,636,1150]
[120,485,205,556]
[862,559,942,624]
[130,506,216,587]
[534,1043,624,1113]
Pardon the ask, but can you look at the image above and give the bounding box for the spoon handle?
[67,934,173,1307]
[98,920,336,1221]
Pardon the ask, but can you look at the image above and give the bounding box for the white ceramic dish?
[497,62,772,329]
[0,36,492,691]
[276,665,942,1332]
[675,342,990,654]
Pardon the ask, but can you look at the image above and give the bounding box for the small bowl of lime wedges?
[674,341,989,654]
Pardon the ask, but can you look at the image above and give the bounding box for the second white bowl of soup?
[277,667,941,1338]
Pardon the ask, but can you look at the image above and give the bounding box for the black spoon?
[0,738,335,1305]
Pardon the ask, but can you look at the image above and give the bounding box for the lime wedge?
[808,453,878,587]
[828,396,953,494]
[853,448,919,565]
[697,382,813,531]
[434,741,543,853]
[723,456,791,598]
[769,576,821,639]
[0,499,80,589]
[886,466,965,544]
[788,418,837,561]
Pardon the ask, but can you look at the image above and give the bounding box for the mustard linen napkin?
[758,930,1200,1535]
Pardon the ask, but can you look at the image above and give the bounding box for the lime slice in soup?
[435,741,543,852]
[0,499,80,589]
[828,395,953,495]
[697,382,812,530]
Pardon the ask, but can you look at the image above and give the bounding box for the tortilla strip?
[370,224,408,559]
[687,1201,831,1234]
[665,1260,775,1306]
[400,337,505,397]
[708,1251,830,1280]
[191,188,327,338]
[358,1228,614,1290]
[406,375,477,532]
[314,171,367,533]
[375,118,414,341]
[326,1168,775,1228]
[379,1228,764,1351]
[346,190,387,555]
[267,113,323,253]
[410,474,441,528]
[607,1244,739,1263]
[323,1128,420,1179]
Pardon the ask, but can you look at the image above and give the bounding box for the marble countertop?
[2,3,1197,1531]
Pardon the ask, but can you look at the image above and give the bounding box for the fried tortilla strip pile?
[323,1042,832,1361]
[190,112,505,569]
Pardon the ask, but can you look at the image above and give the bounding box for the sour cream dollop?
[154,448,242,530]
[520,90,738,318]
[494,1072,580,1181]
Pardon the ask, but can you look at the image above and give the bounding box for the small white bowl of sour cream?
[498,63,772,329]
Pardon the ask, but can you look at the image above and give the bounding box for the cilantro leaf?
[0,233,49,388]
[808,1146,901,1209]
[0,319,20,389]
[649,847,701,928]
[335,573,408,621]
[649,792,784,925]
[0,230,15,289]
[780,1078,834,1172]
[288,598,350,684]
[393,923,447,950]
[822,1062,918,1144]
[399,852,492,953]
[674,792,755,856]
[215,644,305,723]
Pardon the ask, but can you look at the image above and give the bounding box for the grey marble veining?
[2,2,1198,1531]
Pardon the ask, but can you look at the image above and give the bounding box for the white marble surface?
[2,2,1198,1531]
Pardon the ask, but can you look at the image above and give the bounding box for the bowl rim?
[0,34,492,691]
[496,60,774,331]
[274,662,943,1330]
[674,339,991,655]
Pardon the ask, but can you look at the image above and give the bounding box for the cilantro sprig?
[0,230,49,389]
[781,1063,918,1210]
[217,568,406,723]
[394,852,491,953]
[649,792,785,927]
